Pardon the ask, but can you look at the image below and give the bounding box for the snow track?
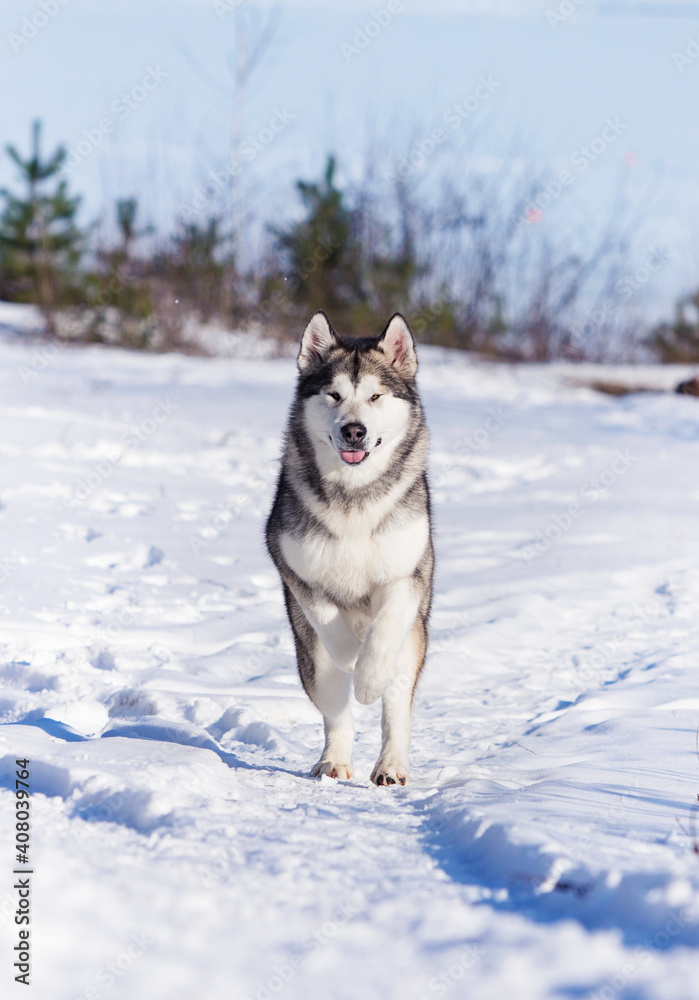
[1,336,699,998]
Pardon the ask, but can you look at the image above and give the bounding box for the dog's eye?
[370,393,382,402]
[328,391,341,402]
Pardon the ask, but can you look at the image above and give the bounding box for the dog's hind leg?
[371,618,427,787]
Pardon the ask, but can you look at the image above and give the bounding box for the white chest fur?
[280,511,429,605]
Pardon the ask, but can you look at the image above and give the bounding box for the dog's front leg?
[289,584,361,673]
[353,579,419,706]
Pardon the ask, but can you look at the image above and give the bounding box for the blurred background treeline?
[1,118,697,363]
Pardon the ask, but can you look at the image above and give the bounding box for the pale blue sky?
[2,0,699,310]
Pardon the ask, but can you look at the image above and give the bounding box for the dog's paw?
[352,670,385,706]
[353,644,397,705]
[310,760,354,780]
[371,760,409,787]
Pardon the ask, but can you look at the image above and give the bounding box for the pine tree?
[650,290,699,363]
[0,120,85,333]
[163,215,231,322]
[271,155,363,323]
[95,197,152,322]
[116,197,139,252]
[268,155,424,337]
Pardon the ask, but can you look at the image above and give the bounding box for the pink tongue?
[341,450,366,464]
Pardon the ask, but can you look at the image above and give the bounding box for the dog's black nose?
[341,423,366,445]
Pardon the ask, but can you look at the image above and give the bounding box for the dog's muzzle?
[340,422,368,464]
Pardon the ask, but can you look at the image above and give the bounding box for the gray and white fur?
[265,311,434,786]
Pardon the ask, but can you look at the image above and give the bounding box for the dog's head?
[294,311,421,484]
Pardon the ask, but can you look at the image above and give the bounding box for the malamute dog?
[266,312,434,786]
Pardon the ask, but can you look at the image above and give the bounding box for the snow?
[1,320,699,999]
[0,301,45,338]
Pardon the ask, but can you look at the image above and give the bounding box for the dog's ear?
[298,311,338,373]
[377,314,417,377]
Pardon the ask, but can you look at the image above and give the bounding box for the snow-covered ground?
[1,325,699,999]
